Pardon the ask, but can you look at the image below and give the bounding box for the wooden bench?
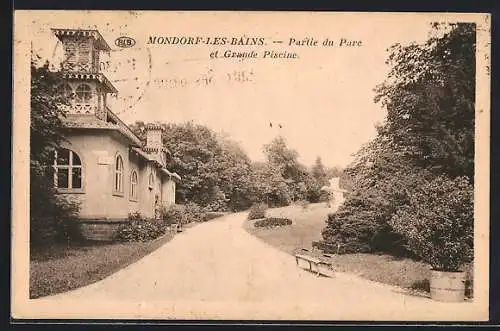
[295,249,335,277]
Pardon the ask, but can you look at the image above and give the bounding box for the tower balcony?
[62,72,118,94]
[59,102,98,115]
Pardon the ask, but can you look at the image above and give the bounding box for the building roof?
[62,114,143,146]
[160,168,182,182]
[106,108,143,145]
[132,147,181,182]
[63,114,114,129]
[51,28,111,51]
[131,146,158,163]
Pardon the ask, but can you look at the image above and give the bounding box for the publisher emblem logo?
[115,36,136,48]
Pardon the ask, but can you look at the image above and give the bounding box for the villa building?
[50,28,180,240]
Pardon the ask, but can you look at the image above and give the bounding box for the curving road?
[31,212,483,321]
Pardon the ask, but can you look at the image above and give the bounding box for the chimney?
[145,123,163,151]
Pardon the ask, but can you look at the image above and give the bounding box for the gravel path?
[31,212,482,320]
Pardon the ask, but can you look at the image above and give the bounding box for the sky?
[27,11,437,168]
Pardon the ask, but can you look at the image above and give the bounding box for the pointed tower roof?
[51,28,111,51]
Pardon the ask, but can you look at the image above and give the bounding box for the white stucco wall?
[57,130,178,220]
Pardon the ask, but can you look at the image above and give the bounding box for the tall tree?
[31,58,66,166]
[263,136,301,180]
[30,58,79,246]
[250,162,292,207]
[311,156,329,188]
[321,23,476,255]
[374,23,475,180]
[263,136,304,201]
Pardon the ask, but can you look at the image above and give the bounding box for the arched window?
[53,148,82,190]
[57,83,73,99]
[130,170,138,200]
[148,171,154,190]
[75,84,92,103]
[114,155,124,194]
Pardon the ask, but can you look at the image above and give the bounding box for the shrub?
[128,211,144,222]
[205,212,227,221]
[390,176,474,272]
[116,213,166,242]
[204,187,230,212]
[159,204,184,225]
[321,191,408,255]
[30,175,82,246]
[248,202,268,220]
[254,217,292,228]
[184,202,207,222]
[159,203,207,225]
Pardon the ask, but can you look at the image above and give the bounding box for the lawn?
[30,232,175,299]
[243,203,330,254]
[243,203,473,297]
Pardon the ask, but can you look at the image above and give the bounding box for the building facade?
[50,28,180,240]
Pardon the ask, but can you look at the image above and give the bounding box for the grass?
[243,202,473,297]
[30,232,174,299]
[243,203,330,254]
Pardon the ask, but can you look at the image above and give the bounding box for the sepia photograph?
[11,11,490,321]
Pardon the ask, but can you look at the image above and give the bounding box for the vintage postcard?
[12,11,490,321]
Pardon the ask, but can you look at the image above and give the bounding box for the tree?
[263,136,314,201]
[263,136,300,180]
[374,23,475,180]
[321,23,475,255]
[312,157,328,186]
[249,162,291,207]
[30,58,80,246]
[311,156,329,193]
[213,135,255,210]
[31,59,66,166]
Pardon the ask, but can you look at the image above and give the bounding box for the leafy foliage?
[254,217,292,228]
[321,23,475,258]
[30,59,81,246]
[374,23,475,180]
[390,176,473,271]
[118,203,210,242]
[312,157,329,188]
[248,202,268,220]
[263,136,324,203]
[249,162,292,207]
[116,213,167,242]
[159,203,207,225]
